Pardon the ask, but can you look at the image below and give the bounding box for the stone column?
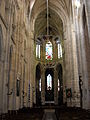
[0,52,4,114]
[8,47,16,111]
[41,67,45,105]
[79,5,90,109]
[85,0,90,43]
[2,0,13,114]
[53,41,57,60]
[70,23,80,107]
[54,68,58,105]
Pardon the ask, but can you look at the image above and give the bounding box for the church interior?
[0,0,90,120]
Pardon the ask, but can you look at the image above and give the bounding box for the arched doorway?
[36,63,41,106]
[57,64,63,105]
[45,68,54,102]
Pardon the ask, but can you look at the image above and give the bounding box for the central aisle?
[42,109,57,120]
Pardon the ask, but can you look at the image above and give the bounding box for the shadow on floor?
[42,109,57,120]
[0,108,44,120]
[0,107,90,120]
[55,107,90,120]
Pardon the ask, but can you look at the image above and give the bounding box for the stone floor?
[55,107,90,120]
[42,109,57,120]
[0,108,44,120]
[0,107,90,120]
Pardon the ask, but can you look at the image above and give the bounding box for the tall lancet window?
[58,43,62,58]
[39,78,41,91]
[58,79,60,91]
[46,41,53,60]
[47,74,52,90]
[36,44,40,58]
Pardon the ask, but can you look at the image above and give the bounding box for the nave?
[0,106,90,120]
[0,0,90,119]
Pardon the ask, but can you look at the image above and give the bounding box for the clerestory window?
[58,43,62,58]
[36,44,40,58]
[46,41,53,60]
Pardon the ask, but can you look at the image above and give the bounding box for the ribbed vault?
[29,0,72,41]
[34,8,63,38]
[31,0,72,24]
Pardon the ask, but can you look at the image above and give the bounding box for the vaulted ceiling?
[29,0,72,40]
[34,8,63,37]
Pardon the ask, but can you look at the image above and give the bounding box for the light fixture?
[75,0,81,8]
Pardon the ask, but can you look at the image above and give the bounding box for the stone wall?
[0,0,90,115]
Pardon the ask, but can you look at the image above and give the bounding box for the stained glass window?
[75,0,80,8]
[39,78,41,91]
[58,43,62,58]
[36,44,40,58]
[46,41,53,60]
[47,74,52,90]
[58,79,60,91]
